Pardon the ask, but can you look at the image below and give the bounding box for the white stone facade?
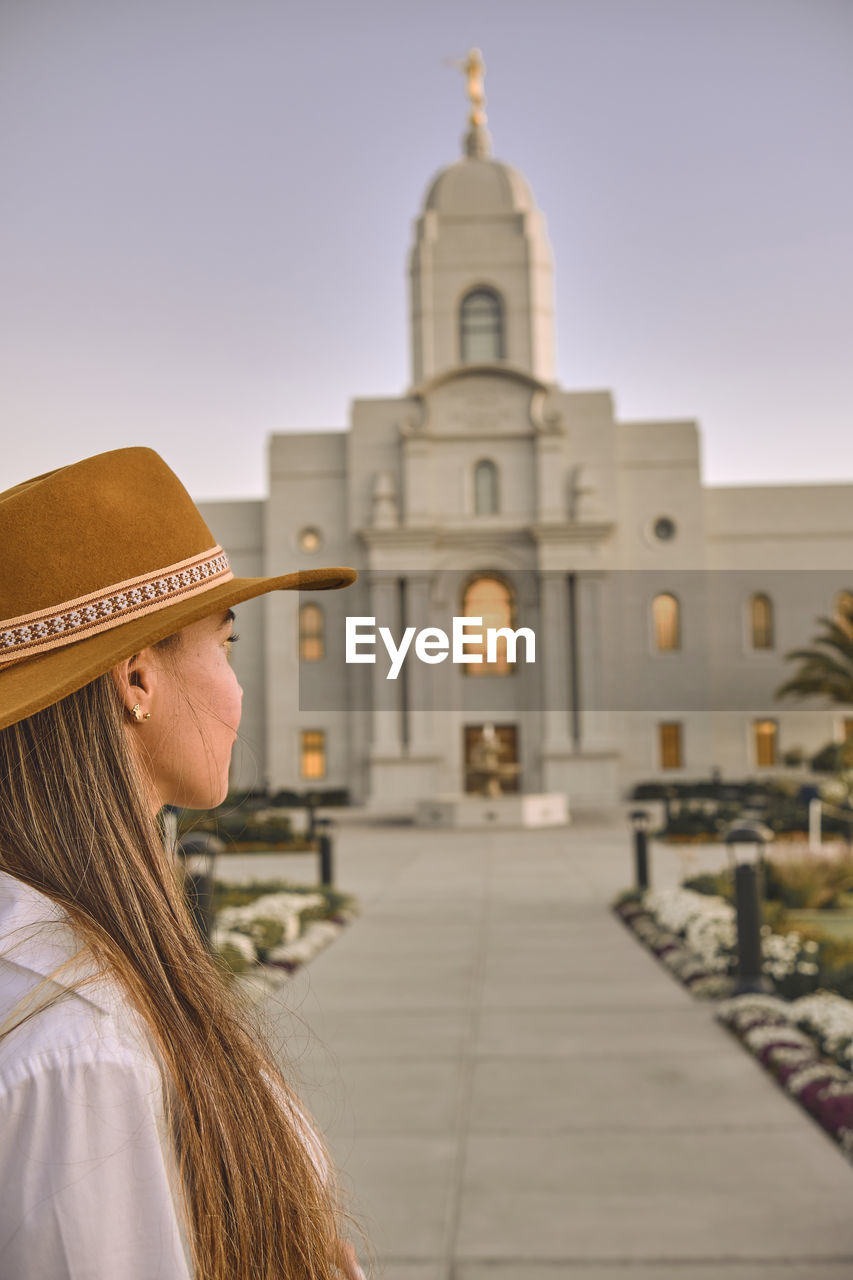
[200,121,853,812]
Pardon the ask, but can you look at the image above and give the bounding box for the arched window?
[750,593,774,649]
[474,459,499,514]
[652,593,680,651]
[299,602,324,661]
[460,288,504,363]
[461,574,515,675]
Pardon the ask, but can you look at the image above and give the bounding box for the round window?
[298,526,322,552]
[653,516,677,542]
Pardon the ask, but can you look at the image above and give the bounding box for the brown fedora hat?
[0,447,358,731]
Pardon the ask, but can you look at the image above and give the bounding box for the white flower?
[217,891,325,945]
[790,992,853,1055]
[743,1023,813,1051]
[210,928,257,962]
[786,1061,849,1095]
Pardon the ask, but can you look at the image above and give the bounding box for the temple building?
[200,52,853,812]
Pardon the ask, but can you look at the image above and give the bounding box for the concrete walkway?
[235,818,853,1280]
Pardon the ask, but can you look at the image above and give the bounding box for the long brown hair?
[0,643,367,1279]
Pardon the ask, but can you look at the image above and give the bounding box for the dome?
[423,156,535,217]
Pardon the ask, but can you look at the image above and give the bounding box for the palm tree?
[776,614,853,705]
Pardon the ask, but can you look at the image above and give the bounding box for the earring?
[131,703,152,723]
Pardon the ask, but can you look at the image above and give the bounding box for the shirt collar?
[0,869,111,1012]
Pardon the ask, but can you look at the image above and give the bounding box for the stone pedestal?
[413,792,569,829]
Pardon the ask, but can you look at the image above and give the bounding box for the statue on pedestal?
[468,722,521,797]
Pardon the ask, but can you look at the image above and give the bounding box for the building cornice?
[408,362,553,401]
[529,521,615,545]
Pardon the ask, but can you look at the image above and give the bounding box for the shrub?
[213,939,254,975]
[243,916,286,959]
[761,851,853,910]
[811,742,843,773]
[683,872,729,897]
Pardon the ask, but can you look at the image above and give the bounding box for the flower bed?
[614,887,822,1000]
[615,887,853,1164]
[212,879,358,977]
[716,992,853,1163]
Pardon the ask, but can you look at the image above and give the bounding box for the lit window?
[460,288,504,363]
[844,718,853,742]
[754,719,777,767]
[298,527,321,553]
[462,575,515,675]
[474,459,499,514]
[300,730,326,779]
[299,603,324,661]
[659,723,682,770]
[750,594,774,649]
[653,593,680,651]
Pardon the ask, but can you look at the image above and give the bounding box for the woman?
[0,447,367,1278]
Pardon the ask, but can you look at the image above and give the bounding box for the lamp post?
[629,808,651,892]
[304,791,319,841]
[724,822,774,995]
[177,832,224,949]
[314,817,335,887]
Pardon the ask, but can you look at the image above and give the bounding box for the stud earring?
[131,703,151,722]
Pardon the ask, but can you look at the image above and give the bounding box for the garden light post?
[314,817,335,887]
[629,809,651,892]
[724,823,774,996]
[177,832,225,949]
[303,791,320,841]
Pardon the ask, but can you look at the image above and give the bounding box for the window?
[300,730,326,779]
[460,288,504,362]
[652,516,676,542]
[474,459,499,514]
[461,574,515,675]
[659,723,682,770]
[754,719,778,767]
[750,593,774,649]
[299,603,324,661]
[652,593,680,651]
[844,718,853,743]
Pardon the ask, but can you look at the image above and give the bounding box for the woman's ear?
[112,650,159,720]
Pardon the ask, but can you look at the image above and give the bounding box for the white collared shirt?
[0,870,193,1278]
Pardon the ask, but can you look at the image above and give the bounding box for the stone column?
[576,572,613,751]
[404,571,437,755]
[539,572,573,750]
[367,572,403,758]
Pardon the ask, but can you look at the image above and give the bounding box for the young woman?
[0,446,367,1278]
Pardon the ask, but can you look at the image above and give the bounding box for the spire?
[459,47,493,158]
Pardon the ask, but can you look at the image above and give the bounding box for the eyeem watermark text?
[345,617,536,679]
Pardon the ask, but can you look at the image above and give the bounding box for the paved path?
[230,817,853,1280]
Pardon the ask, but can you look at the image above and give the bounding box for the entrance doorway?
[463,724,520,794]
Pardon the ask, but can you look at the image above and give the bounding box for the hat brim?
[0,565,357,731]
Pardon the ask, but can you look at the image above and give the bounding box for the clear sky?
[1,0,851,500]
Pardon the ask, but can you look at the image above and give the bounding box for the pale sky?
[1,0,851,500]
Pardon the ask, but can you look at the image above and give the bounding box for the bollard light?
[314,816,335,887]
[177,832,225,949]
[724,822,774,995]
[629,808,651,893]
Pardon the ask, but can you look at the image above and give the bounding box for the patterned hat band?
[0,546,232,669]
